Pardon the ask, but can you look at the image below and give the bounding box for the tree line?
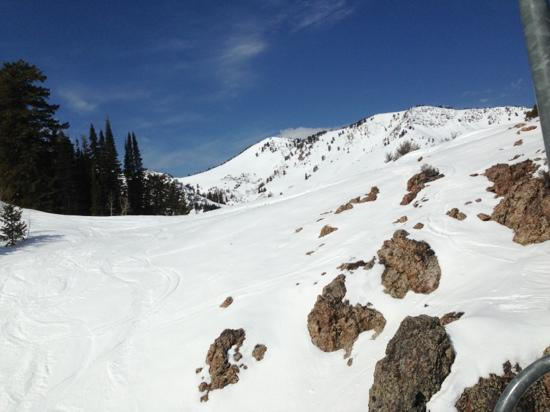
[0,59,189,216]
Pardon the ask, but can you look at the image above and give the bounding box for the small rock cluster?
[447,208,467,220]
[335,186,380,214]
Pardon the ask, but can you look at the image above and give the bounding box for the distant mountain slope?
[178,106,528,205]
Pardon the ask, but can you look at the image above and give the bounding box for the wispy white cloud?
[214,34,268,93]
[58,89,97,113]
[58,86,150,114]
[290,0,354,32]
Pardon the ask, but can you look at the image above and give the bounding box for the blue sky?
[0,0,535,176]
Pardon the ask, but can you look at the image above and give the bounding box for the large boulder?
[484,160,550,244]
[377,230,441,298]
[369,315,455,411]
[307,275,385,358]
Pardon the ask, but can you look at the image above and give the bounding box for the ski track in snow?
[1,107,550,411]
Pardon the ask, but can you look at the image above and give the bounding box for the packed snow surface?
[1,106,549,411]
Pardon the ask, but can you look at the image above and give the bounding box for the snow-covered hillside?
[178,106,527,205]
[1,107,550,411]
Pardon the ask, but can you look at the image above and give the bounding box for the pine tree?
[103,119,121,216]
[0,203,27,246]
[0,60,69,211]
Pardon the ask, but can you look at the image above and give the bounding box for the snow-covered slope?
[178,106,527,204]
[1,108,549,412]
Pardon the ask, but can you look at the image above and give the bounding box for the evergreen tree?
[124,132,145,214]
[103,119,121,215]
[0,60,68,211]
[0,203,27,246]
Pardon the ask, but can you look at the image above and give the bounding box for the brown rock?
[349,196,362,204]
[377,230,441,298]
[477,213,491,221]
[465,201,472,205]
[401,166,444,205]
[440,311,464,326]
[337,260,369,271]
[369,315,455,411]
[335,202,353,214]
[360,186,380,203]
[200,394,209,402]
[306,250,314,256]
[252,344,267,361]
[393,215,408,223]
[347,358,353,367]
[475,198,482,202]
[446,208,467,220]
[199,328,246,399]
[485,160,538,196]
[295,227,303,233]
[307,275,386,358]
[195,367,203,374]
[470,173,479,177]
[514,122,526,128]
[413,222,424,229]
[319,225,338,238]
[513,139,523,146]
[456,361,550,411]
[417,156,423,162]
[485,161,550,244]
[220,296,233,308]
[520,125,537,132]
[363,256,376,271]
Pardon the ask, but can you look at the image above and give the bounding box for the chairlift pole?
[519,0,550,166]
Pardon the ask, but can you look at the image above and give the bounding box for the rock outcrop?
[219,296,233,308]
[484,160,550,244]
[252,344,267,361]
[307,275,385,358]
[377,230,441,298]
[319,225,338,238]
[456,361,550,411]
[369,315,455,411]
[447,208,467,220]
[335,187,380,214]
[440,311,464,325]
[401,165,444,205]
[199,328,246,401]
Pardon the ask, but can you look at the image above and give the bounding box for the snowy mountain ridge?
[2,104,550,411]
[178,105,528,206]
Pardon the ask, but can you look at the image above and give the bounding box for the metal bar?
[494,355,550,412]
[519,0,550,166]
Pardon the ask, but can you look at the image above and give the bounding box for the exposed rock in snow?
[307,275,385,358]
[220,296,233,308]
[440,311,464,326]
[401,165,444,205]
[446,208,467,220]
[455,361,550,412]
[199,329,246,401]
[485,160,550,244]
[413,222,424,229]
[252,344,267,361]
[377,230,441,298]
[369,315,455,411]
[319,225,338,238]
[337,260,369,271]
